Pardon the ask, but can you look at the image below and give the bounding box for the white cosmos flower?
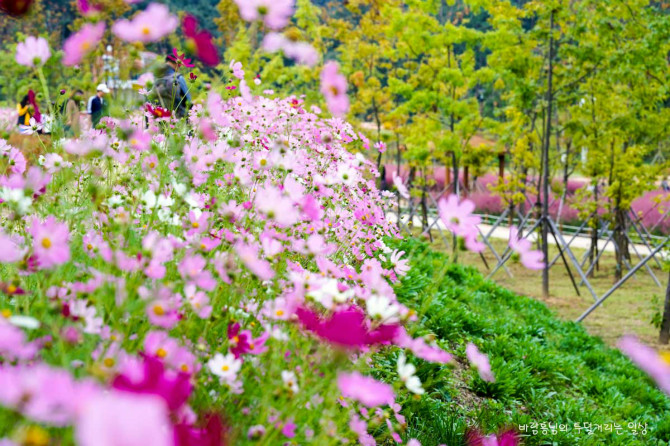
[8,315,40,330]
[0,188,32,214]
[281,370,299,393]
[208,352,242,382]
[308,279,354,309]
[397,353,424,395]
[108,195,124,207]
[366,295,400,324]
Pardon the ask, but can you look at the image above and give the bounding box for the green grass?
[383,237,670,445]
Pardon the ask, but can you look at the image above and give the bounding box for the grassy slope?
[384,238,670,446]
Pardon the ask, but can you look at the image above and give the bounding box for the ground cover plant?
[387,237,670,445]
[2,1,670,445]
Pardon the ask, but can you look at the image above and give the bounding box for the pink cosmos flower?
[618,335,670,395]
[394,328,452,364]
[466,429,519,446]
[235,242,275,281]
[320,61,349,117]
[182,15,219,66]
[112,3,178,43]
[466,343,495,383]
[508,227,544,270]
[337,372,395,407]
[63,22,105,66]
[147,299,179,329]
[234,0,295,30]
[261,32,319,66]
[29,216,70,269]
[178,254,216,291]
[388,249,410,276]
[392,173,410,199]
[0,230,25,263]
[229,59,244,80]
[184,283,212,319]
[0,319,37,360]
[296,306,399,349]
[76,391,172,446]
[438,194,481,237]
[16,36,51,68]
[374,141,387,153]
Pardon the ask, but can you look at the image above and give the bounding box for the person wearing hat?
[87,83,110,128]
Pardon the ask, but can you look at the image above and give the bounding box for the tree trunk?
[463,165,470,195]
[541,10,555,299]
[659,270,670,344]
[446,160,452,193]
[613,207,628,282]
[498,152,505,180]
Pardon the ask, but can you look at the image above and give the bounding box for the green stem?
[37,67,54,120]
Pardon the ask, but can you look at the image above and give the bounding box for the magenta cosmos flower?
[183,15,219,66]
[113,355,192,412]
[296,306,398,348]
[337,371,395,407]
[320,61,349,117]
[16,36,51,68]
[618,335,670,395]
[29,216,71,269]
[112,3,178,43]
[466,429,519,446]
[62,22,105,66]
[234,0,294,30]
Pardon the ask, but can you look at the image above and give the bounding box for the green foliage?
[384,237,670,446]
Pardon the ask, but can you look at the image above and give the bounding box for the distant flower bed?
[385,168,670,234]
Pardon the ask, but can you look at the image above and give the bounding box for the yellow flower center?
[103,357,115,368]
[41,237,52,249]
[142,26,151,36]
[23,426,49,446]
[660,351,670,365]
[180,364,189,372]
[153,305,165,316]
[276,310,284,317]
[81,41,91,51]
[156,348,168,358]
[86,243,93,251]
[192,221,200,228]
[221,365,230,371]
[6,285,17,294]
[1,309,11,318]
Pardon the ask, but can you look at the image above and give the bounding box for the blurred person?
[151,54,191,118]
[87,83,110,128]
[17,90,41,134]
[63,90,84,136]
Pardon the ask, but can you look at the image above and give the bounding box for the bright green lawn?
[380,237,670,446]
